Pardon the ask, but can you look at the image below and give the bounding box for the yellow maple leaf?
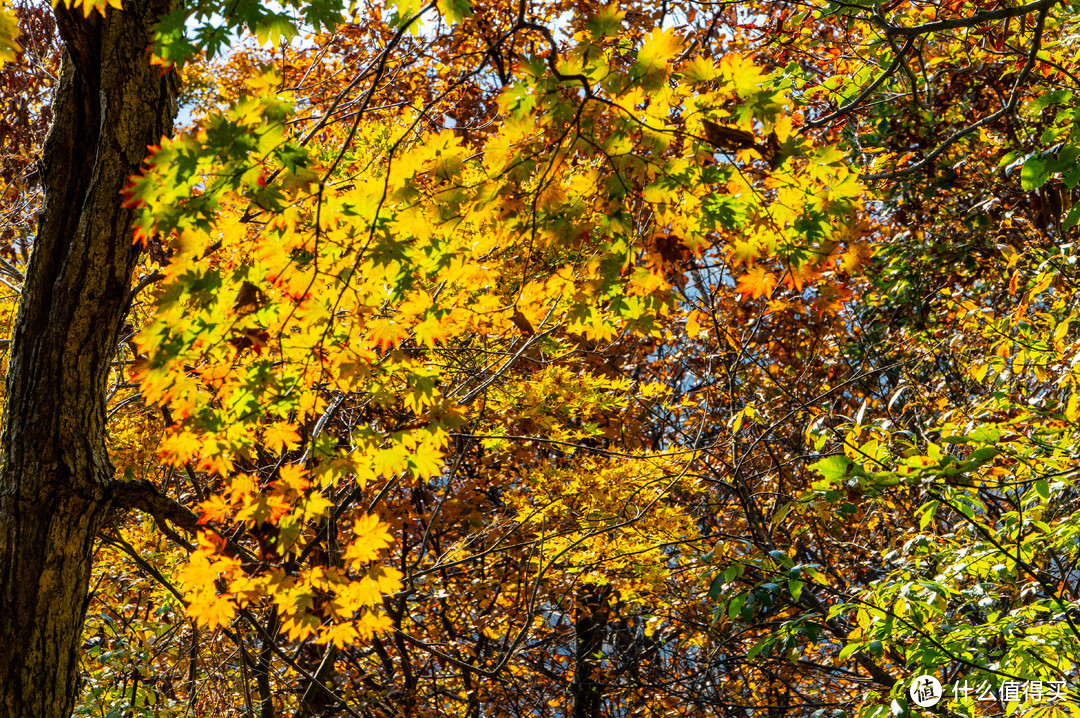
[196,452,233,477]
[273,585,313,616]
[344,514,393,566]
[679,56,718,83]
[720,53,768,99]
[373,443,410,478]
[839,241,874,274]
[296,391,327,422]
[636,28,683,73]
[338,575,384,611]
[410,441,444,479]
[356,609,394,638]
[728,238,759,268]
[372,566,404,593]
[281,612,320,642]
[413,315,449,348]
[179,553,219,589]
[300,491,333,520]
[67,0,123,18]
[185,589,236,630]
[225,473,259,503]
[317,621,359,649]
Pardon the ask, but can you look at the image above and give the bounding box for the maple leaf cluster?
[0,0,1074,714]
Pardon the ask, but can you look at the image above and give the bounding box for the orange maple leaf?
[198,495,232,525]
[159,429,201,465]
[735,266,778,301]
[317,621,360,649]
[369,319,408,351]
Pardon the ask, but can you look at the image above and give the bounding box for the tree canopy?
[1,0,1079,715]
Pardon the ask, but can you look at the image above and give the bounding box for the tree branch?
[862,5,1049,180]
[805,36,916,129]
[110,479,200,533]
[109,479,258,566]
[875,0,1058,37]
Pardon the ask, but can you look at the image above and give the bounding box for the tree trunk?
[572,584,612,718]
[0,1,177,715]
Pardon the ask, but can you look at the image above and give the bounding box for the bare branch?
[109,479,258,565]
[862,5,1049,180]
[875,0,1058,37]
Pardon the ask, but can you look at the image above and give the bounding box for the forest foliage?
[2,0,1080,715]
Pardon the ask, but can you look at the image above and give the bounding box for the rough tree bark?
[0,1,177,715]
[572,584,612,718]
